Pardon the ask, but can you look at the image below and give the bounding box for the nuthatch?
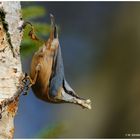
[23,14,91,109]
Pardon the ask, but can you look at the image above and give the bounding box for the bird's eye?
[67,90,75,97]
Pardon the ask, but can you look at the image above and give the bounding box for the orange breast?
[30,47,55,101]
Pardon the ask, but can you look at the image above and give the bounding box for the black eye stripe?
[62,79,81,99]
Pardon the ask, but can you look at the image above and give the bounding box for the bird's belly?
[30,49,55,101]
[32,80,50,101]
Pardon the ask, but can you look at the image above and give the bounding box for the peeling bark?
[0,2,23,138]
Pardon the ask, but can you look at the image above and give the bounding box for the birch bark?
[0,2,23,138]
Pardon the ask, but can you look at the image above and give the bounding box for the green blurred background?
[14,2,140,138]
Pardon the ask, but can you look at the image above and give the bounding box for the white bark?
[0,2,23,138]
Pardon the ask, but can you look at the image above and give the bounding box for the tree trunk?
[0,2,23,138]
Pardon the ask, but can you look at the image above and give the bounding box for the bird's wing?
[49,43,65,98]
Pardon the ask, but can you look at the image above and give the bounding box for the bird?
[25,14,91,109]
